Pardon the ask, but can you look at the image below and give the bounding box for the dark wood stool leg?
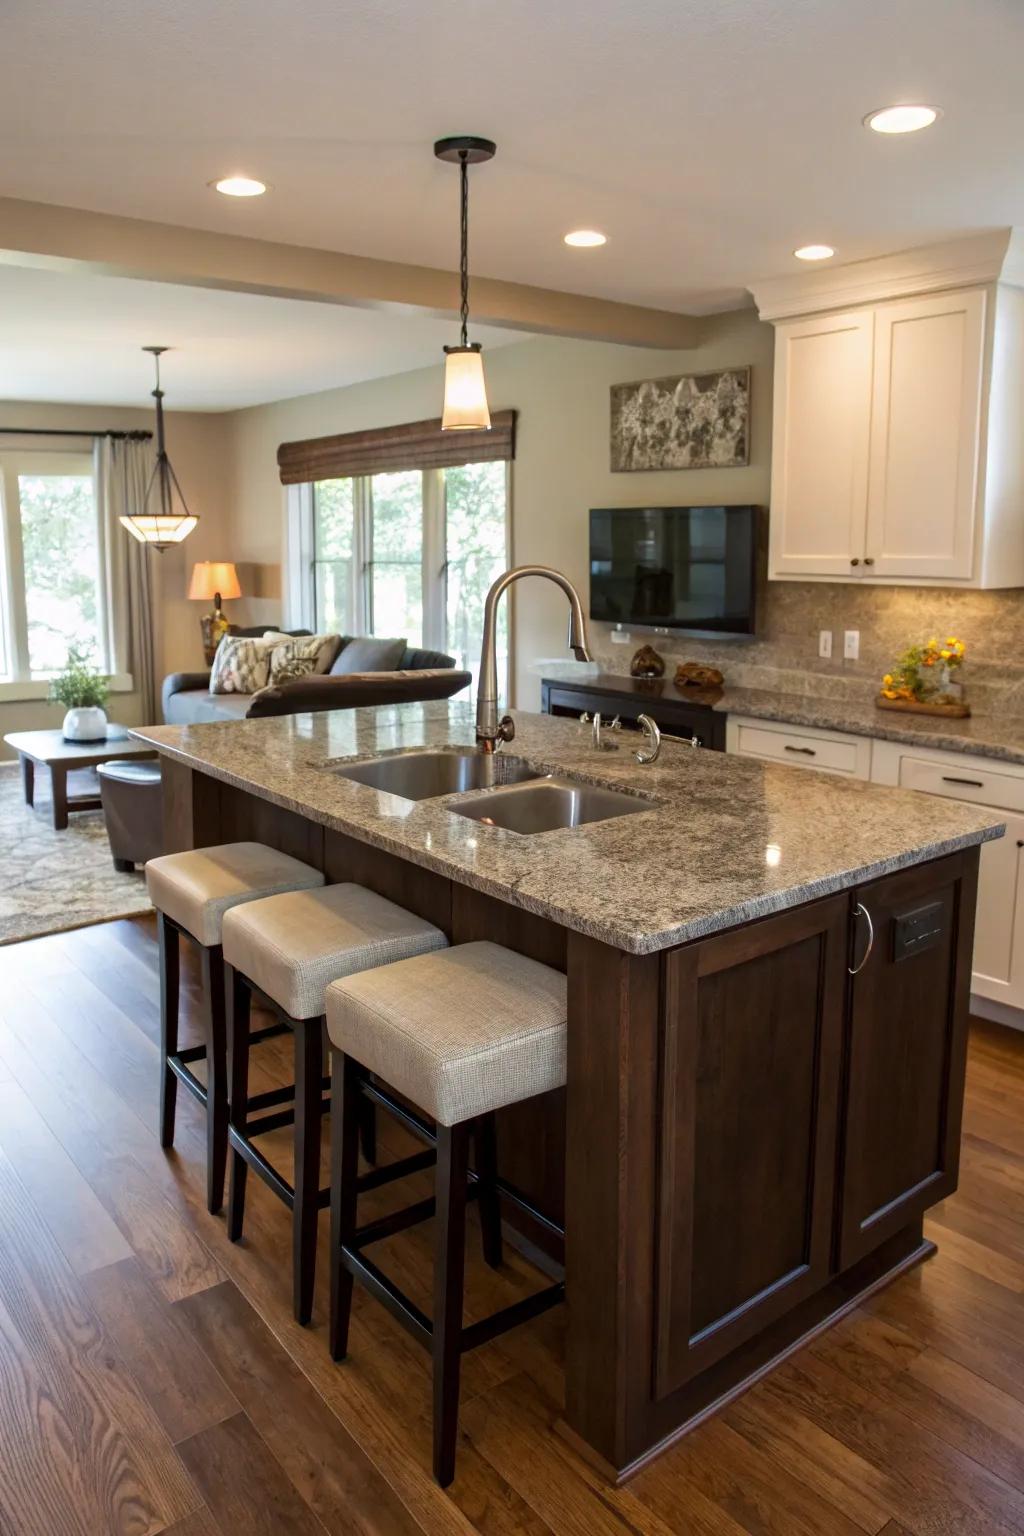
[359,1097,377,1166]
[433,1122,469,1488]
[293,1015,324,1325]
[200,944,229,1215]
[157,912,179,1148]
[474,1113,504,1269]
[226,967,252,1242]
[330,1054,362,1361]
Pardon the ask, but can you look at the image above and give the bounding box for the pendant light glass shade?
[120,346,200,552]
[120,511,198,546]
[442,344,491,431]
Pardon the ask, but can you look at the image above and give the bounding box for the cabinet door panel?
[865,289,986,579]
[655,897,846,1397]
[839,851,978,1269]
[769,310,873,577]
[971,813,1024,1004]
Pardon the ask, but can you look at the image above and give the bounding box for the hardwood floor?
[0,914,1022,1535]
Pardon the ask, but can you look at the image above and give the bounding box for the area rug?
[0,762,151,945]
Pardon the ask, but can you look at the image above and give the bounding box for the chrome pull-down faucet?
[476,566,592,752]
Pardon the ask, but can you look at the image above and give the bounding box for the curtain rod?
[0,427,153,440]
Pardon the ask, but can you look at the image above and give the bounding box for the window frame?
[0,446,121,695]
[285,461,513,696]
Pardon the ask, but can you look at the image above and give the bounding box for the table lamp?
[188,561,242,665]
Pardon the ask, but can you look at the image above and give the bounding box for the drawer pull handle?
[941,775,984,788]
[848,903,875,976]
[784,745,817,756]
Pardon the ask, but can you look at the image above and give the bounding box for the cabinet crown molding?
[750,229,1021,321]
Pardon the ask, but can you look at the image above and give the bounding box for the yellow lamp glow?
[441,345,491,431]
[120,513,198,546]
[188,561,242,602]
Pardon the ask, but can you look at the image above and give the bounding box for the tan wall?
[0,399,231,750]
[225,309,775,708]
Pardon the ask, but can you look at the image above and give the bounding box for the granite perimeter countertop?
[133,702,1003,955]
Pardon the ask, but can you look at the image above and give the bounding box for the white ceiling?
[0,266,522,410]
[1,0,1021,315]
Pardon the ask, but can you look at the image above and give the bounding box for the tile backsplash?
[591,583,1024,718]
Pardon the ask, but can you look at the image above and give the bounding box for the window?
[0,450,107,682]
[299,462,510,698]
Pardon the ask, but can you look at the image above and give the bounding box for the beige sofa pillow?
[269,634,341,682]
[209,635,275,694]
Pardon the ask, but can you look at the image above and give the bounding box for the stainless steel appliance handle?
[848,902,875,976]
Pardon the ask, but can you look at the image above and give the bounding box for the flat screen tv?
[589,505,759,638]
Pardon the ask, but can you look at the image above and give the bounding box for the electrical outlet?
[609,628,632,645]
[818,630,832,660]
[844,629,860,661]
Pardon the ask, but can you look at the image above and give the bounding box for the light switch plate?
[844,629,860,661]
[609,628,632,645]
[818,630,833,659]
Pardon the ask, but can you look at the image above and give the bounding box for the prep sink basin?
[330,749,543,801]
[451,776,657,835]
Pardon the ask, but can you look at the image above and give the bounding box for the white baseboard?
[970,993,1024,1033]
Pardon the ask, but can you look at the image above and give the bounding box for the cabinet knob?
[850,557,860,567]
[1017,840,1023,849]
[864,557,875,566]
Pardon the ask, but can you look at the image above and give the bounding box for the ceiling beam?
[0,196,706,350]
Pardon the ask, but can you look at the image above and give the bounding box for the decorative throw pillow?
[268,654,318,686]
[269,634,340,682]
[330,636,407,675]
[209,635,274,694]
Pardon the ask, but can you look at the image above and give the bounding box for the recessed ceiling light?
[864,104,940,135]
[794,244,835,261]
[210,175,268,197]
[564,229,607,248]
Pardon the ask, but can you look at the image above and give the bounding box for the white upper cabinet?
[753,231,1024,589]
[865,289,985,580]
[770,310,873,578]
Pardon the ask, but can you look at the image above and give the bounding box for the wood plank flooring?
[0,914,1022,1535]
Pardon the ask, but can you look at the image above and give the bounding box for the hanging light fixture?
[120,346,199,550]
[434,135,495,431]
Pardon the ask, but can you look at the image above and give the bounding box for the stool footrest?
[341,1247,432,1348]
[460,1281,565,1353]
[228,1125,331,1212]
[244,1095,330,1139]
[168,1055,208,1107]
[250,1021,290,1047]
[360,1079,436,1147]
[356,1147,436,1193]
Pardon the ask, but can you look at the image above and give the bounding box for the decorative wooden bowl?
[875,695,971,719]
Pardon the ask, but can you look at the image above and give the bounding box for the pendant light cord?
[459,150,470,348]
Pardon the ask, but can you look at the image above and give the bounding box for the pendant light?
[434,135,495,431]
[120,346,199,550]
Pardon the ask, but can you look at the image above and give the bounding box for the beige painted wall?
[0,399,231,751]
[226,308,774,708]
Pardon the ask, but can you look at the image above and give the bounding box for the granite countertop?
[133,702,1003,955]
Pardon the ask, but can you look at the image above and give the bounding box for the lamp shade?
[188,561,242,601]
[441,345,491,431]
[121,512,198,548]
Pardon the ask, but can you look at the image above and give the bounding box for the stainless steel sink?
[329,749,544,801]
[451,776,657,835]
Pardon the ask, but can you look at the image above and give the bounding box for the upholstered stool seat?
[326,940,567,1126]
[145,841,325,1216]
[222,883,448,1324]
[326,940,568,1487]
[223,882,448,1022]
[147,841,325,947]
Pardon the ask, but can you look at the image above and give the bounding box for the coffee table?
[3,727,157,831]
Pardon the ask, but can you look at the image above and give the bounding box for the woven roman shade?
[277,410,516,485]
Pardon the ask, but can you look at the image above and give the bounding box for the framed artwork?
[610,366,750,471]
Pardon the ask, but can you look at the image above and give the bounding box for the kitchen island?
[135,700,1003,1479]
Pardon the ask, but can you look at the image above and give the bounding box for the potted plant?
[49,647,111,742]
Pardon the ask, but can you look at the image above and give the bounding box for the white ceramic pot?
[62,706,108,743]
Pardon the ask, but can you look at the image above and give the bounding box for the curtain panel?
[276,409,516,486]
[94,436,158,724]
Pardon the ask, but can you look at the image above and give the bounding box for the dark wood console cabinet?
[541,673,727,751]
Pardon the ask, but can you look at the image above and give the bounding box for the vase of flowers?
[49,647,111,742]
[880,636,968,714]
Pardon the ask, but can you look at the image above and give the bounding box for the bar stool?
[222,882,449,1324]
[146,842,325,1213]
[326,940,567,1487]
